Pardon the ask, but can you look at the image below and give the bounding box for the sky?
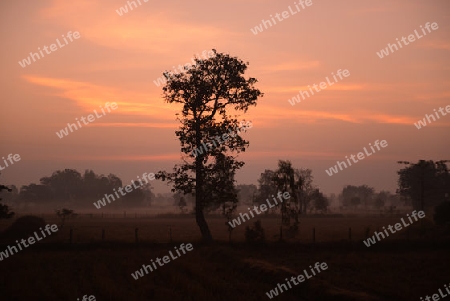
[0,0,449,195]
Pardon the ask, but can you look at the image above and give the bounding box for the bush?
[55,208,76,228]
[245,220,265,243]
[434,201,450,225]
[0,203,14,219]
[0,215,46,240]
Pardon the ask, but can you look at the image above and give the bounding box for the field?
[0,214,449,300]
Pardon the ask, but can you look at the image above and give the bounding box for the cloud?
[256,60,321,73]
[266,84,365,94]
[60,153,181,161]
[37,0,235,54]
[419,41,450,50]
[248,105,420,126]
[23,75,177,119]
[89,122,178,128]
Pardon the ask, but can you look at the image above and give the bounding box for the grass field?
[0,213,436,243]
[0,214,448,300]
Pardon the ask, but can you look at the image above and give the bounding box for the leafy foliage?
[17,169,153,208]
[0,203,14,219]
[245,220,265,243]
[397,160,450,210]
[0,183,14,219]
[1,216,45,240]
[156,49,263,241]
[311,189,329,213]
[55,208,76,228]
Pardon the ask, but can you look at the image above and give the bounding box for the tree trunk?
[195,123,213,242]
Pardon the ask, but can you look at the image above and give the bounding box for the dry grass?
[0,214,434,244]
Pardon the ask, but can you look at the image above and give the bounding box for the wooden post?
[348,227,352,241]
[135,228,138,244]
[312,228,315,243]
[69,228,73,244]
[102,229,105,241]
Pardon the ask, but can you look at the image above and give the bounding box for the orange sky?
[1,0,449,195]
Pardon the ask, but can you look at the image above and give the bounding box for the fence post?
[135,228,138,244]
[312,228,315,243]
[348,227,352,241]
[69,228,73,244]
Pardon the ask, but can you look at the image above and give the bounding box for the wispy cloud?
[23,75,176,119]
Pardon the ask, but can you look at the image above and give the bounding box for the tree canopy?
[156,49,263,241]
[397,160,450,210]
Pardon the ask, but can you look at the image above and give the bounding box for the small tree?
[222,201,237,242]
[55,208,76,228]
[0,184,14,219]
[156,49,263,242]
[178,196,187,213]
[0,203,14,219]
[245,220,265,243]
[312,189,329,213]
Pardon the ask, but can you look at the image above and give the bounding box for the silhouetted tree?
[19,183,53,202]
[0,184,18,203]
[311,189,329,213]
[397,160,450,210]
[340,185,375,209]
[236,184,257,205]
[40,169,83,201]
[18,169,127,208]
[0,183,14,219]
[350,196,361,208]
[177,197,187,213]
[295,168,315,213]
[0,203,14,219]
[254,170,277,207]
[273,160,302,229]
[374,191,390,209]
[245,220,265,243]
[156,49,263,241]
[55,208,76,228]
[123,181,146,207]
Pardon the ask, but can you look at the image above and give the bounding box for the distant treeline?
[1,169,154,209]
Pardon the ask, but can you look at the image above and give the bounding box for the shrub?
[0,203,14,219]
[55,208,76,229]
[245,220,265,243]
[0,215,46,240]
[434,201,450,225]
